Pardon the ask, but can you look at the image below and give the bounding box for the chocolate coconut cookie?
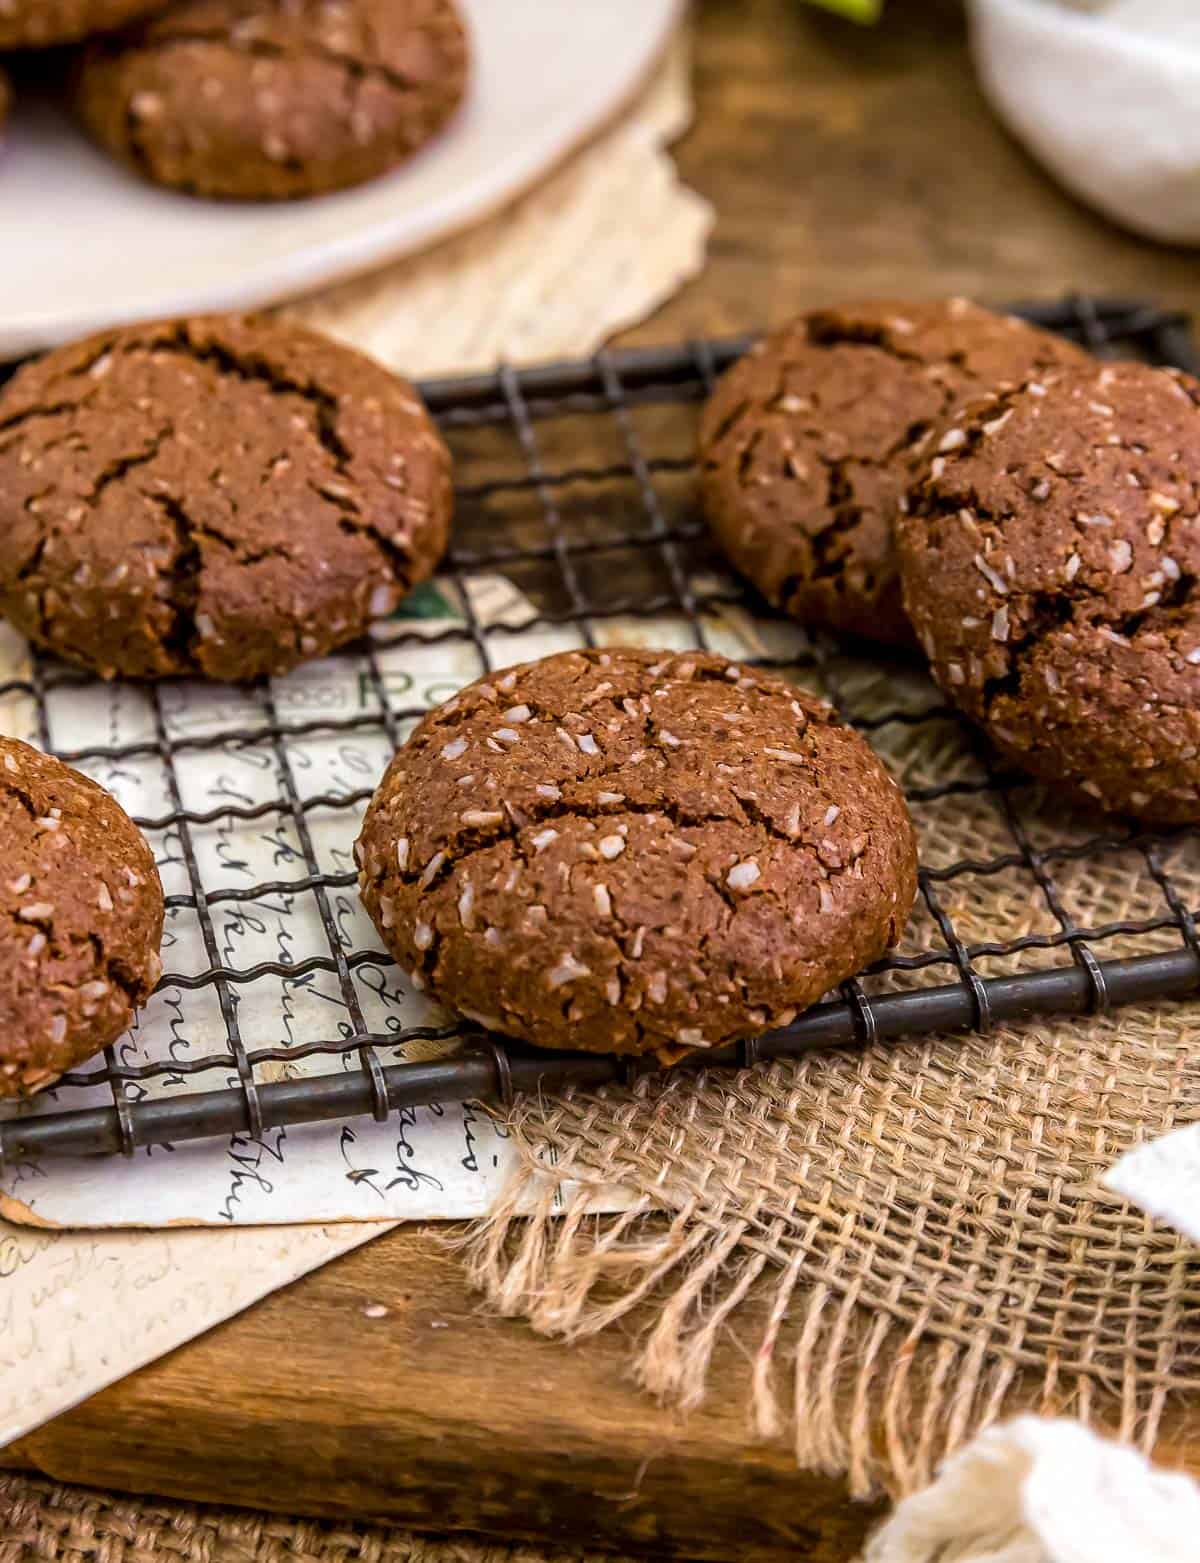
[356,648,918,1059]
[0,0,161,49]
[0,313,452,681]
[897,361,1200,823]
[74,0,469,200]
[0,737,164,1099]
[698,299,1089,646]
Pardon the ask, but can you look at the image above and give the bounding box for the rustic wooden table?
[7,3,1199,1558]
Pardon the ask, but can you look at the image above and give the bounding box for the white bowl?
[969,0,1200,244]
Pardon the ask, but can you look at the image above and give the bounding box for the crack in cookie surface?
[0,315,451,681]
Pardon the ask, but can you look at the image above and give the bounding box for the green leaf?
[394,581,454,620]
[805,0,882,21]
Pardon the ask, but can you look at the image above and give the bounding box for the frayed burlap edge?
[460,1005,1200,1502]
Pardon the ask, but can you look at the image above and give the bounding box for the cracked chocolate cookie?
[356,648,918,1060]
[698,299,1089,647]
[0,313,452,681]
[74,0,469,200]
[0,0,161,49]
[0,736,164,1099]
[897,361,1200,823]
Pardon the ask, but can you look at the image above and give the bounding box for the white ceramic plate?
[0,0,682,360]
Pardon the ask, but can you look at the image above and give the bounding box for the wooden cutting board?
[2,1226,883,1561]
[8,3,1200,1554]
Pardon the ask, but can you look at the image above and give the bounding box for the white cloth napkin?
[865,1416,1200,1563]
[1104,1121,1200,1246]
[970,0,1200,243]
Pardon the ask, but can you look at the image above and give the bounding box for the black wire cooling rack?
[2,294,1199,1164]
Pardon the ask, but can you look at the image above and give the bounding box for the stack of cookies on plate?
[0,0,469,199]
[699,298,1200,825]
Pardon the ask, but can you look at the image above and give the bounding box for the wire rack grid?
[2,294,1199,1165]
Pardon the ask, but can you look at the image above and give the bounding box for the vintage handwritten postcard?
[0,577,800,1229]
[0,1217,389,1447]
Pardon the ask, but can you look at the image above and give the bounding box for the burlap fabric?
[465,650,1200,1502]
[0,1474,644,1563]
